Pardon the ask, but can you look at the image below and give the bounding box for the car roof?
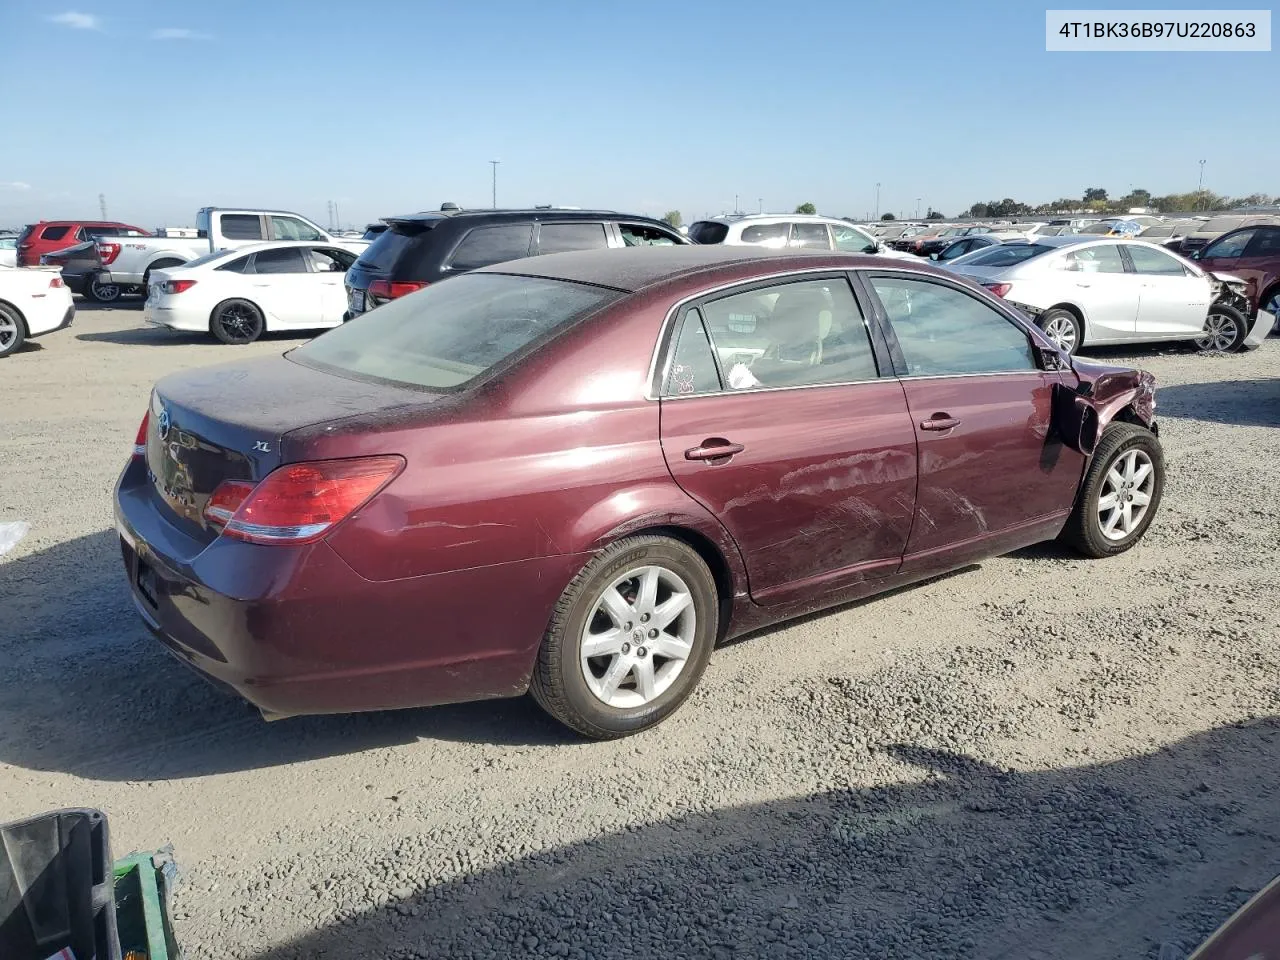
[481,246,931,293]
[384,208,643,226]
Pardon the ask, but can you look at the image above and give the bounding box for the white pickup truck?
[98,207,368,293]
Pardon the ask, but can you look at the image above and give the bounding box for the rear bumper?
[1244,309,1276,350]
[25,295,76,337]
[113,461,587,718]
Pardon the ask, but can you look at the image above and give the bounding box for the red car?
[114,247,1164,738]
[1193,222,1280,320]
[16,220,149,267]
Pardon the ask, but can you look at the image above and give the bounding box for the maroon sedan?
[114,247,1164,738]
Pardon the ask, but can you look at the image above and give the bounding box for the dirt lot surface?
[2,300,1278,959]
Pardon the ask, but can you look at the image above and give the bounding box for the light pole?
[1197,159,1206,209]
[915,197,921,219]
[734,194,740,214]
[489,160,500,209]
[757,197,763,214]
[874,182,881,220]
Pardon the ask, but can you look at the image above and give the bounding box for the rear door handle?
[685,439,745,461]
[920,416,961,431]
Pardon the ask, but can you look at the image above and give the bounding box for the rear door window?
[739,223,789,245]
[663,310,722,396]
[309,247,357,272]
[789,223,831,249]
[220,215,266,241]
[1123,244,1187,275]
[448,224,534,270]
[1243,227,1280,258]
[250,247,310,274]
[40,225,70,241]
[1062,244,1127,274]
[536,222,609,255]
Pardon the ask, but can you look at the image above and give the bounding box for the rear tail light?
[132,411,149,459]
[163,279,197,294]
[983,282,1013,298]
[367,279,427,301]
[49,277,65,288]
[96,242,121,265]
[203,456,404,544]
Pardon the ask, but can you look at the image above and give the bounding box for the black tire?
[85,276,123,303]
[529,535,719,739]
[1036,307,1083,355]
[210,299,265,345]
[1060,423,1164,558]
[0,302,27,358]
[1195,303,1249,352]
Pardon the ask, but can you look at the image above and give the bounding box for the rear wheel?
[1194,303,1248,352]
[85,276,122,303]
[1060,423,1163,558]
[529,535,718,739]
[1036,307,1082,355]
[0,303,27,358]
[210,299,265,345]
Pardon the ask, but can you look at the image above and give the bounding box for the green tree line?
[962,187,1278,219]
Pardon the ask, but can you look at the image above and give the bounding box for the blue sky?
[0,0,1274,229]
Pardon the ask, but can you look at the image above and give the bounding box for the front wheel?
[0,303,27,358]
[1060,423,1164,558]
[529,535,719,739]
[85,276,122,303]
[210,299,265,344]
[1195,304,1248,352]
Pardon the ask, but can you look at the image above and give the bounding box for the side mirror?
[929,253,939,261]
[1189,249,1202,260]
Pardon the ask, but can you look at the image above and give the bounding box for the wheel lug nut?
[640,613,650,623]
[648,629,658,638]
[624,622,633,631]
[621,642,630,654]
[637,647,647,657]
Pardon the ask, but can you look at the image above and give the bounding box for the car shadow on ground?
[1153,379,1280,428]
[245,719,1280,960]
[0,531,575,783]
[74,327,309,347]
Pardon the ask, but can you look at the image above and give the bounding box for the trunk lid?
[145,355,437,543]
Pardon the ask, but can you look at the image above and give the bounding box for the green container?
[112,853,180,960]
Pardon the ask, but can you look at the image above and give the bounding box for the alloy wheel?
[1194,310,1239,352]
[218,305,260,342]
[91,280,121,301]
[579,565,696,708]
[0,314,15,350]
[1043,315,1078,352]
[1097,449,1155,541]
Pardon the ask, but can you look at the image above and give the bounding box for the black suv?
[343,208,689,317]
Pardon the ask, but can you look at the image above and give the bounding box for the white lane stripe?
[0,522,30,558]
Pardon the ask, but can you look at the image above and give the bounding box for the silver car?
[942,236,1270,355]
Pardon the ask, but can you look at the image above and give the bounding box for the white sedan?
[943,236,1270,354]
[0,265,76,358]
[144,241,359,344]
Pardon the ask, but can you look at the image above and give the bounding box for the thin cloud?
[50,11,102,30]
[150,27,212,40]
[0,182,33,191]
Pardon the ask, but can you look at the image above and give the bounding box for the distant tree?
[661,210,683,228]
[925,209,945,220]
[1083,187,1108,203]
[880,212,896,221]
[794,202,817,215]
[964,203,990,218]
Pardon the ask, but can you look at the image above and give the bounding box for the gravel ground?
[2,300,1278,959]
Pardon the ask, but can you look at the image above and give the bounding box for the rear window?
[357,226,423,272]
[291,273,619,390]
[964,243,1054,267]
[739,223,789,244]
[689,221,729,244]
[40,225,70,241]
[220,215,264,241]
[537,222,609,255]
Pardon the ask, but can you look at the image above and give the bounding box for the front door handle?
[685,439,745,461]
[920,416,961,431]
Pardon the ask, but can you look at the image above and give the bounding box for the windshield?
[961,243,1054,267]
[291,273,620,390]
[689,221,729,244]
[1080,222,1118,235]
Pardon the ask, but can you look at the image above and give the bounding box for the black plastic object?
[0,809,121,960]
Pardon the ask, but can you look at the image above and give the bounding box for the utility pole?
[734,194,740,214]
[490,160,500,209]
[757,197,762,214]
[99,193,107,220]
[874,182,881,220]
[915,197,921,219]
[1197,159,1206,209]
[327,200,333,231]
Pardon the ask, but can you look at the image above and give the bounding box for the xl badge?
[253,441,272,453]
